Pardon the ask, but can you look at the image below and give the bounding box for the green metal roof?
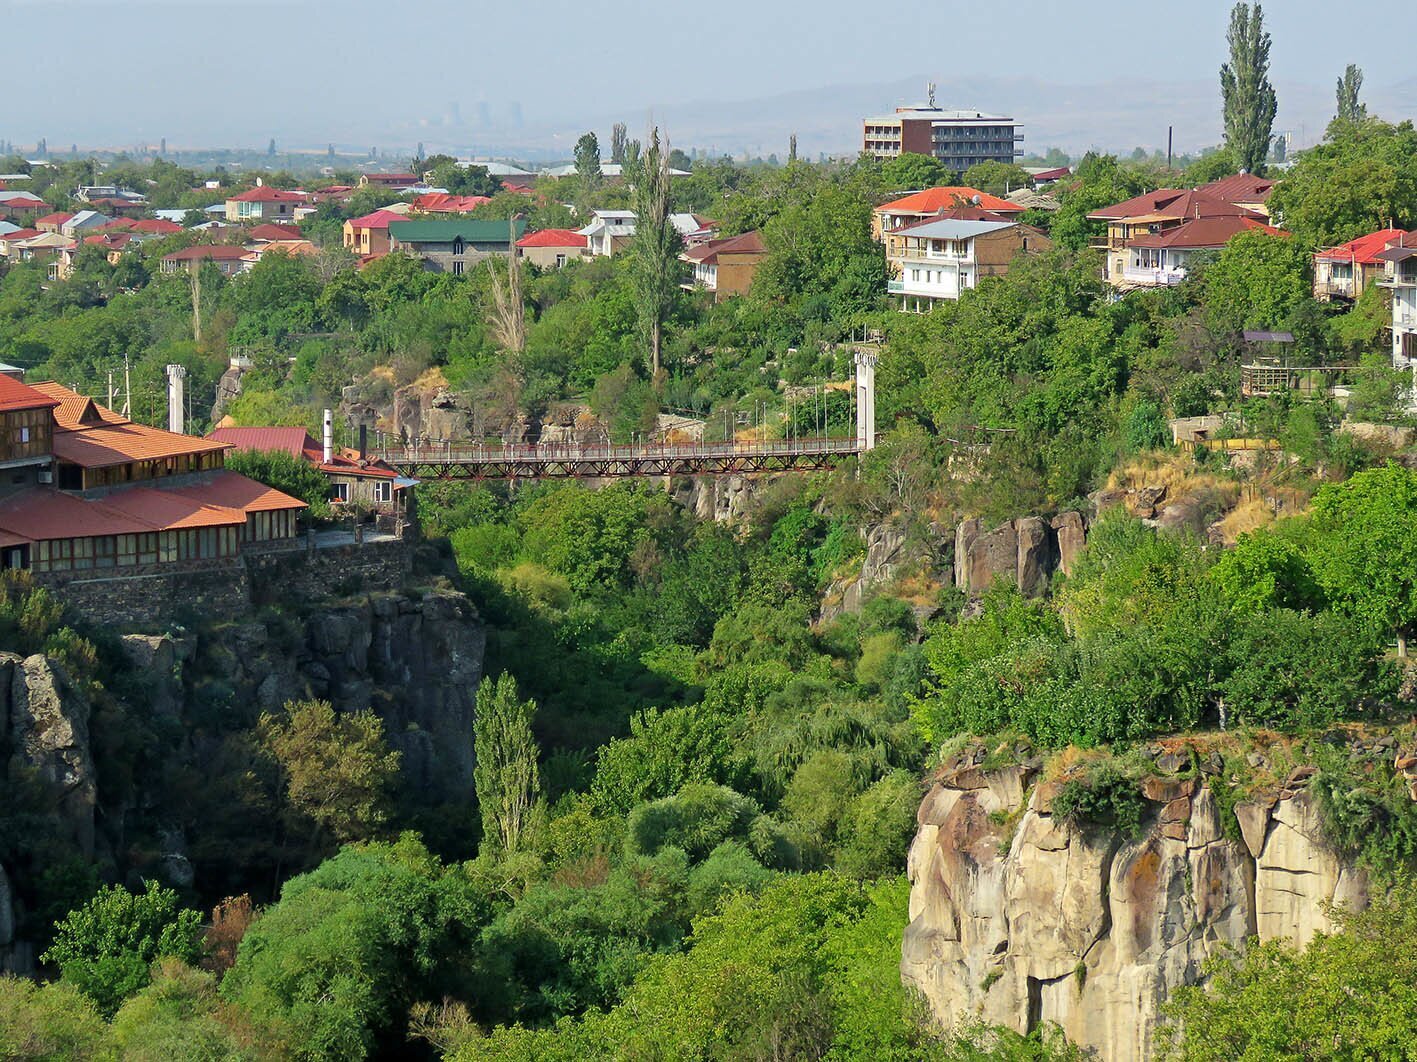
[387,218,527,244]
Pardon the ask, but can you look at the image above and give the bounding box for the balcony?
[1314,277,1355,299]
[1121,265,1187,287]
[887,279,905,294]
[1380,272,1417,289]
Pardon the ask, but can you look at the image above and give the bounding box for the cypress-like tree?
[611,122,628,165]
[629,127,681,378]
[1335,64,1367,124]
[1220,3,1278,174]
[574,131,602,192]
[473,673,540,855]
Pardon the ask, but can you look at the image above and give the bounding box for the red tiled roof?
[1089,189,1265,223]
[1087,189,1188,220]
[170,471,307,513]
[0,375,61,413]
[1128,216,1282,249]
[35,212,73,227]
[516,228,588,248]
[1315,228,1407,265]
[682,230,767,264]
[878,187,1025,216]
[321,448,397,479]
[347,209,405,231]
[364,173,418,183]
[96,218,137,232]
[96,486,245,530]
[28,382,126,429]
[412,193,493,214]
[163,245,248,262]
[896,206,1017,230]
[0,490,153,540]
[52,423,230,469]
[84,233,134,250]
[228,187,307,203]
[248,223,302,241]
[1197,173,1277,204]
[0,229,40,242]
[130,219,184,235]
[208,426,318,461]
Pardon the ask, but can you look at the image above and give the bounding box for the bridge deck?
[378,437,864,480]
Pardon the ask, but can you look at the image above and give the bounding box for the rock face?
[820,520,948,622]
[955,513,1084,598]
[672,475,758,525]
[903,756,1364,1061]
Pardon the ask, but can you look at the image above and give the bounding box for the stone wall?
[902,747,1369,1061]
[247,538,413,606]
[34,539,415,629]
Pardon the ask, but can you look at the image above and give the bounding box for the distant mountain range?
[399,73,1417,164]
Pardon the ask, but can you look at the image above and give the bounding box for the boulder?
[1050,511,1086,576]
[1015,517,1056,598]
[955,518,983,591]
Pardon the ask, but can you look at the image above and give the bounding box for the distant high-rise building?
[862,88,1022,171]
[160,137,167,155]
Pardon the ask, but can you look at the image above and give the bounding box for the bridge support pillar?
[855,350,877,451]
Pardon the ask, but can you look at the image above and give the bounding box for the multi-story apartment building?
[862,95,1022,171]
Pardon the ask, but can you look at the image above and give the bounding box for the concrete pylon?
[854,350,877,451]
[165,364,187,435]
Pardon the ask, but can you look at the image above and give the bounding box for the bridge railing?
[377,436,864,465]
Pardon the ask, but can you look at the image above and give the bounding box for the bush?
[0,976,110,1060]
[624,784,761,862]
[1050,761,1147,840]
[41,881,204,1017]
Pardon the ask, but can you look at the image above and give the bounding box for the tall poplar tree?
[629,127,681,378]
[473,673,540,855]
[1335,64,1367,124]
[1220,3,1278,175]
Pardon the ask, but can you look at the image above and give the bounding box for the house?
[670,213,719,246]
[0,379,306,574]
[83,232,136,265]
[515,228,588,268]
[225,186,308,223]
[161,245,248,276]
[34,212,73,234]
[886,213,1050,310]
[387,218,528,274]
[1121,215,1282,288]
[358,172,420,191]
[579,210,637,257]
[467,161,537,188]
[1313,228,1407,302]
[240,239,319,269]
[1025,166,1071,186]
[343,209,404,257]
[410,193,493,215]
[15,231,77,279]
[0,191,47,222]
[871,187,1026,254]
[0,229,40,258]
[246,222,303,244]
[60,211,112,238]
[1196,174,1277,218]
[681,230,767,301]
[1087,189,1270,286]
[1377,233,1417,388]
[207,424,412,515]
[128,218,184,236]
[75,185,145,206]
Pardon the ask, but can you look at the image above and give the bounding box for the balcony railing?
[887,279,905,293]
[1121,266,1187,287]
[1315,277,1355,297]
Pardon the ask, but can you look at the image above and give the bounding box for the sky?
[2,0,1415,158]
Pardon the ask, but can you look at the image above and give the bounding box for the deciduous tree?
[1220,3,1277,175]
[474,673,541,855]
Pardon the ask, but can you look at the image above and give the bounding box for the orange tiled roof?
[877,187,1025,215]
[89,486,245,530]
[0,375,61,413]
[0,489,154,540]
[52,422,230,469]
[29,382,133,429]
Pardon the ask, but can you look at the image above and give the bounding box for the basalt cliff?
[903,740,1380,1061]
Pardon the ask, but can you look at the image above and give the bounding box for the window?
[556,254,567,268]
[452,260,464,276]
[374,481,392,503]
[19,427,29,443]
[331,482,350,503]
[452,236,465,256]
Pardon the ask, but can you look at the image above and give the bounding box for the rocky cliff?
[903,742,1371,1061]
[0,584,485,972]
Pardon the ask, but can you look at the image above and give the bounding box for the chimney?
[358,423,367,460]
[323,408,333,464]
[165,364,186,435]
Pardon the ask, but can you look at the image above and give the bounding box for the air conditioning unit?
[37,468,52,484]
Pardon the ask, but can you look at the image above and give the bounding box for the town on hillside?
[7,2,1417,1059]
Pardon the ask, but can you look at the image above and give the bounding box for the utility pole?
[122,353,131,418]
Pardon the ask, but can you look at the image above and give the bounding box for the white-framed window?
[374,481,392,503]
[19,427,29,443]
[556,254,567,268]
[331,482,349,503]
[452,260,464,276]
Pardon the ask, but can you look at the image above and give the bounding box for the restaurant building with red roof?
[0,380,306,575]
[207,424,411,516]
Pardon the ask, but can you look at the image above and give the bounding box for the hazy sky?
[2,0,1415,155]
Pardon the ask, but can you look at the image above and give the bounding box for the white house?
[1378,236,1417,402]
[886,215,1048,310]
[578,209,637,256]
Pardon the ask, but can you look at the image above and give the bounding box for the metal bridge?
[373,351,881,482]
[377,435,865,481]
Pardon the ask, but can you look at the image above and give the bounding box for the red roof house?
[1313,227,1407,301]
